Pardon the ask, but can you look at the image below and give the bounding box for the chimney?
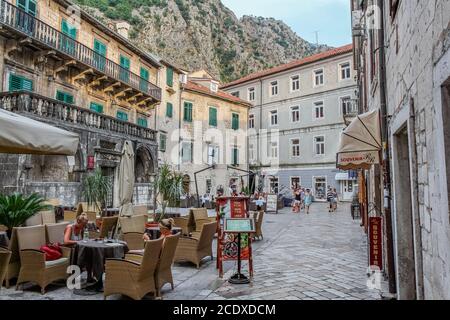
[116,21,131,39]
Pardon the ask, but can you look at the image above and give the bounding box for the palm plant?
[0,193,50,238]
[153,164,182,223]
[82,168,111,213]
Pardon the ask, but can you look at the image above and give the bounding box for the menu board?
[225,218,255,233]
[266,194,278,213]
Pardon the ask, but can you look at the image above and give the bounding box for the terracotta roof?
[183,81,252,107]
[221,44,354,89]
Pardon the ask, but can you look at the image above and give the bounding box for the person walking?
[327,187,334,213]
[304,189,313,214]
[332,188,338,212]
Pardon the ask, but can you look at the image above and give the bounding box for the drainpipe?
[377,0,396,295]
[178,84,184,172]
[258,78,263,191]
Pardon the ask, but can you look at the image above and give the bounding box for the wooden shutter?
[117,110,128,121]
[166,67,173,87]
[166,102,173,118]
[137,117,148,128]
[209,107,217,127]
[232,113,239,130]
[56,90,74,104]
[184,102,192,122]
[90,102,104,113]
[9,74,33,92]
[120,55,130,69]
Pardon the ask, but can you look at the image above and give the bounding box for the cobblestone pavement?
[0,203,381,300]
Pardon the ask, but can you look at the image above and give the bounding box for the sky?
[221,0,352,47]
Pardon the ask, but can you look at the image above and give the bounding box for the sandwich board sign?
[266,194,278,214]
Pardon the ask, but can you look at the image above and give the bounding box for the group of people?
[291,186,313,214]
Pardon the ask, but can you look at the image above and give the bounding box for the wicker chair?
[119,215,148,234]
[253,211,264,241]
[155,234,180,297]
[123,232,145,251]
[63,210,77,222]
[2,228,20,288]
[172,217,191,236]
[45,223,69,244]
[191,208,216,235]
[25,213,43,226]
[174,221,216,269]
[0,247,12,290]
[133,205,149,216]
[16,225,70,294]
[104,237,164,300]
[99,216,119,239]
[41,211,56,225]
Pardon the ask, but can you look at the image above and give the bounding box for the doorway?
[313,177,326,201]
[342,180,355,201]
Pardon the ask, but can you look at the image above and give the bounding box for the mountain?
[74,0,330,83]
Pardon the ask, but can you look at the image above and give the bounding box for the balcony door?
[16,0,36,34]
[120,55,131,84]
[93,39,107,72]
[60,19,77,56]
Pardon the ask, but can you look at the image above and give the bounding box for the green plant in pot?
[0,193,50,239]
[152,164,182,224]
[82,168,111,214]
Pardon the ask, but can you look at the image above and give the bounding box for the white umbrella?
[118,140,135,217]
[0,108,79,155]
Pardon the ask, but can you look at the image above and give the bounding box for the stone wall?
[24,182,81,207]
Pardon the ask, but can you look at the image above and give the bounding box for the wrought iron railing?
[0,91,156,141]
[0,0,161,101]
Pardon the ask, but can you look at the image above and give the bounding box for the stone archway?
[135,145,155,183]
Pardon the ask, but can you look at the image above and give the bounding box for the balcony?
[0,0,161,106]
[0,91,157,142]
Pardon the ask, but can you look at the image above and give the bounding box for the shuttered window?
[60,19,77,55]
[17,0,37,16]
[166,67,174,87]
[232,113,239,130]
[209,107,217,127]
[159,134,167,152]
[93,39,107,71]
[116,110,128,121]
[140,67,149,92]
[9,74,33,92]
[90,102,104,114]
[183,102,193,122]
[56,90,74,104]
[137,117,148,128]
[120,55,131,83]
[166,102,173,118]
[232,148,239,166]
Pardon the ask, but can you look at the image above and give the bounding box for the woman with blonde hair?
[64,213,89,245]
[143,218,175,241]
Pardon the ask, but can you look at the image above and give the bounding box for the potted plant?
[0,193,50,239]
[82,168,111,215]
[150,164,182,227]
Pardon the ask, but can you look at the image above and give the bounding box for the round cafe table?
[0,231,8,247]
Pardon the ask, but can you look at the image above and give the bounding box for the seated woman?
[64,213,89,245]
[143,218,175,241]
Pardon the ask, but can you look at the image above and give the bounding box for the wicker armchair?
[253,211,264,241]
[25,213,43,226]
[99,216,119,239]
[123,232,145,251]
[104,237,164,300]
[155,234,180,297]
[174,221,216,269]
[41,211,56,225]
[191,208,216,234]
[2,228,20,288]
[16,225,70,294]
[63,210,77,222]
[133,205,149,216]
[172,217,191,236]
[119,215,148,234]
[0,247,12,290]
[45,223,69,244]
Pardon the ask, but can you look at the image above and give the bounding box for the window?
[17,0,37,16]
[291,177,301,188]
[166,67,174,87]
[231,147,239,166]
[231,91,240,98]
[116,110,128,121]
[159,133,167,152]
[270,141,278,159]
[8,74,33,92]
[140,67,150,92]
[248,114,255,129]
[249,144,255,161]
[270,110,278,126]
[207,145,219,165]
[269,177,279,194]
[166,102,173,118]
[56,90,74,104]
[340,62,351,80]
[209,107,217,127]
[291,75,300,91]
[248,87,255,101]
[291,139,300,157]
[119,55,131,83]
[314,136,325,155]
[314,69,324,86]
[16,0,36,31]
[232,113,239,130]
[270,81,278,96]
[137,117,148,128]
[341,97,355,115]
[181,142,193,163]
[60,19,77,55]
[210,82,218,92]
[291,106,300,122]
[90,102,104,113]
[314,101,324,119]
[206,179,212,194]
[183,102,193,122]
[93,39,107,71]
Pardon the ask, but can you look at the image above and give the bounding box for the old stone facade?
[0,0,160,207]
[352,0,450,299]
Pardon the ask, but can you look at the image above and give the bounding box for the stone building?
[0,0,161,207]
[351,0,450,299]
[221,45,358,201]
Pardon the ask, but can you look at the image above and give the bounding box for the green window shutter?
[183,102,192,122]
[137,117,148,128]
[166,67,173,87]
[209,107,217,127]
[159,134,167,152]
[166,102,173,118]
[117,110,128,121]
[9,74,33,92]
[56,90,74,104]
[61,20,77,39]
[120,55,130,69]
[94,39,107,56]
[120,55,131,83]
[93,39,107,71]
[18,0,36,16]
[17,0,26,11]
[232,113,239,130]
[232,148,239,165]
[140,67,149,92]
[90,102,104,114]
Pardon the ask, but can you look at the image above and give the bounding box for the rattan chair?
[104,237,164,300]
[123,232,145,251]
[0,247,12,290]
[2,228,20,288]
[155,234,180,297]
[172,217,191,236]
[253,211,264,241]
[174,221,216,269]
[41,211,56,225]
[191,208,216,234]
[16,225,70,294]
[25,213,43,226]
[119,215,148,234]
[133,205,149,216]
[63,210,77,222]
[99,216,119,239]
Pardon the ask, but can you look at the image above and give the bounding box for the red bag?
[40,243,63,261]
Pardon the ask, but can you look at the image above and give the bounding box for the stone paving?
[0,203,382,300]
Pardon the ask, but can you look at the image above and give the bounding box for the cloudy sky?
[221,0,352,47]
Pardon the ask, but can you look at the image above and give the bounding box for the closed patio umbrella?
[118,140,135,217]
[0,108,79,155]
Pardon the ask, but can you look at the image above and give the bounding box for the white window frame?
[339,96,353,116]
[290,177,301,188]
[207,144,220,165]
[231,91,240,98]
[210,82,219,92]
[313,68,324,87]
[270,141,278,159]
[290,74,300,92]
[248,113,255,129]
[269,109,278,127]
[269,80,279,97]
[249,143,255,162]
[313,101,325,120]
[291,106,300,123]
[269,176,279,194]
[290,138,301,158]
[181,141,193,163]
[339,61,352,81]
[312,176,328,199]
[313,135,326,156]
[248,87,256,102]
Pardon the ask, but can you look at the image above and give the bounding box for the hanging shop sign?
[369,217,383,270]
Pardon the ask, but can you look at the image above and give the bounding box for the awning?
[336,109,382,170]
[335,173,349,181]
[0,109,79,155]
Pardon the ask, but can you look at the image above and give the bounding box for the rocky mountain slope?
[75,0,330,83]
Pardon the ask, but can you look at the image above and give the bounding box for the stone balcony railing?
[0,91,157,141]
[0,0,161,102]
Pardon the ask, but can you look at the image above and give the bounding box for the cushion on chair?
[45,257,68,268]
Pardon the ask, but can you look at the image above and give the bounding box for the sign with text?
[230,198,247,218]
[369,217,383,270]
[265,194,278,213]
[224,218,255,233]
